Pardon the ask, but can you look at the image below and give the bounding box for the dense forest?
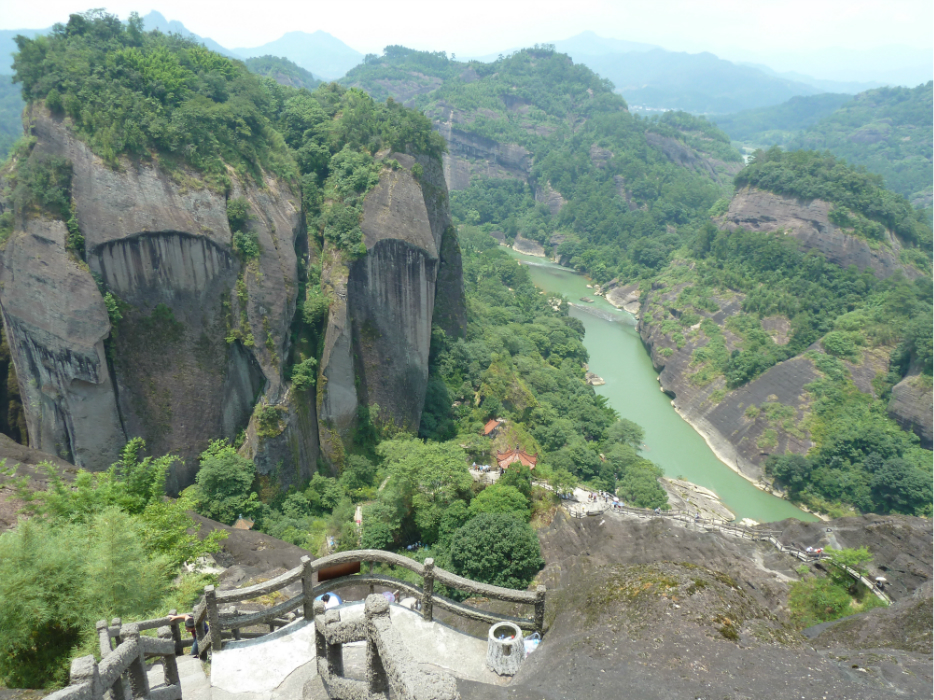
[712,93,853,146]
[342,45,933,519]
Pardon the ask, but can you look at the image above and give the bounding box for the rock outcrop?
[492,511,934,700]
[1,108,305,488]
[512,234,546,257]
[436,118,531,191]
[722,187,918,279]
[316,153,464,468]
[0,217,126,470]
[636,281,818,484]
[888,371,933,448]
[533,181,565,216]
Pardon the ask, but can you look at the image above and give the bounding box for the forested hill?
[244,55,320,91]
[787,82,933,207]
[344,45,743,279]
[716,82,933,207]
[346,45,932,520]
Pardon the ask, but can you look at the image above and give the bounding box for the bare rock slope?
[477,511,933,700]
[722,186,919,279]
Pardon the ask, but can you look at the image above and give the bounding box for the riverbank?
[671,403,830,522]
[505,247,816,522]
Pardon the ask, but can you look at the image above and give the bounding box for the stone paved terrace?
[147,603,507,700]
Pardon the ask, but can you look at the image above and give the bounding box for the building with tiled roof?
[482,418,504,436]
[495,446,537,470]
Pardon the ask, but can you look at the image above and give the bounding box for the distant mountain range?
[469,31,891,114]
[234,30,362,81]
[0,15,928,118]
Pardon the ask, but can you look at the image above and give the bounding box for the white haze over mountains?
[0,5,930,112]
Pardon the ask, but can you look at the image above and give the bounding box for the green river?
[508,250,816,523]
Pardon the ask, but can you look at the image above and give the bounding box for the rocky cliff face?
[1,108,304,488]
[722,187,918,279]
[888,370,933,448]
[316,153,464,468]
[631,280,817,485]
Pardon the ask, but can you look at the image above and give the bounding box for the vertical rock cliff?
[0,108,305,487]
[1,106,465,486]
[316,153,464,468]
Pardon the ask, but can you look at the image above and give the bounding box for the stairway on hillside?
[147,655,212,700]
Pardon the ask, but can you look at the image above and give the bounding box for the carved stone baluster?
[122,624,150,700]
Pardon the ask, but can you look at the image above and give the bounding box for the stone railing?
[43,615,183,700]
[315,595,460,700]
[44,551,545,700]
[201,549,545,653]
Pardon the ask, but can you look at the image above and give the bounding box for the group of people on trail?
[471,462,493,473]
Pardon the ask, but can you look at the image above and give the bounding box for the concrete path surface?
[209,602,506,698]
[211,619,317,697]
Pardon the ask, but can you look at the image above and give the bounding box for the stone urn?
[486,622,523,675]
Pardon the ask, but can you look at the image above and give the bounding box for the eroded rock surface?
[485,511,934,700]
[887,371,933,448]
[316,153,464,467]
[722,187,918,279]
[2,109,306,487]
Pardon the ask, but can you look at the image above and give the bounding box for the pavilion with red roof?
[495,446,537,470]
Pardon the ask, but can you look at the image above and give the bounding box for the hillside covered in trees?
[342,45,932,519]
[716,82,933,207]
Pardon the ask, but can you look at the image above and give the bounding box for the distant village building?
[482,418,504,437]
[495,446,538,470]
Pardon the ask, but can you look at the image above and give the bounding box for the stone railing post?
[96,620,112,656]
[313,601,327,666]
[422,557,435,622]
[168,609,183,656]
[324,609,344,677]
[364,595,389,696]
[205,585,222,653]
[122,624,150,700]
[158,625,181,688]
[534,585,546,633]
[69,656,102,700]
[301,556,314,621]
[111,618,123,646]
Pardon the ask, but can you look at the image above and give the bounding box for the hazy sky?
[1,0,931,58]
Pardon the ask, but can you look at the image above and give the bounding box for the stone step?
[146,655,212,700]
[176,655,213,700]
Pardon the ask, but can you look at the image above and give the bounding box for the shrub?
[448,513,544,590]
[192,440,259,524]
[468,483,530,521]
[291,357,318,391]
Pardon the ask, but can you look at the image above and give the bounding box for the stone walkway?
[148,603,506,700]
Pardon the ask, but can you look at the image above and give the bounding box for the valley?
[0,8,930,699]
[508,248,815,522]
